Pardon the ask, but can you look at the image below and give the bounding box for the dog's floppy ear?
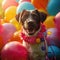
[34,9,47,23]
[16,10,26,23]
[39,12,47,23]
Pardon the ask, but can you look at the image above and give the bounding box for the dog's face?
[16,9,47,36]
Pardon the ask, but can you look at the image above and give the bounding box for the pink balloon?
[54,12,60,40]
[54,12,60,30]
[2,0,18,11]
[0,23,17,44]
[1,41,28,60]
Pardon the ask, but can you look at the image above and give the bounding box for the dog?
[16,9,47,60]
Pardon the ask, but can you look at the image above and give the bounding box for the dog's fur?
[16,9,47,60]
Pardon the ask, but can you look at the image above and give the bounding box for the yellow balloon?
[5,6,17,22]
[0,0,3,2]
[10,18,22,30]
[0,0,4,18]
[44,16,55,29]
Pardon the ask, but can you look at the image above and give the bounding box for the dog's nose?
[28,21,36,30]
[28,21,35,27]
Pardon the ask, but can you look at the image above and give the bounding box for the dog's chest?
[23,38,46,60]
[24,40,46,55]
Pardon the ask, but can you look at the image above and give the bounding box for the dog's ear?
[39,12,47,23]
[34,9,47,23]
[16,10,26,23]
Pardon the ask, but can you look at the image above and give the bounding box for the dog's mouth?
[26,29,36,35]
[23,21,40,35]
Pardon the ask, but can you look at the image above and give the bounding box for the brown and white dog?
[16,9,47,60]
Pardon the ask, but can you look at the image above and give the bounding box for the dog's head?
[16,9,47,36]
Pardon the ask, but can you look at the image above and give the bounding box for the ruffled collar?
[20,24,46,44]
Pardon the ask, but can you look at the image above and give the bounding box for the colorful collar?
[20,24,46,44]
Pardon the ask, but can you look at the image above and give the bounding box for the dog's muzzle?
[28,21,36,31]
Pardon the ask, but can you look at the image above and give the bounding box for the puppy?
[16,9,47,60]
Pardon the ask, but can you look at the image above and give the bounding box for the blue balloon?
[16,2,35,14]
[48,46,60,59]
[47,0,60,16]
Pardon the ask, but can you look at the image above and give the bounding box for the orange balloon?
[10,31,23,44]
[31,0,48,10]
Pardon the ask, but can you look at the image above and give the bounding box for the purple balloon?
[46,28,60,47]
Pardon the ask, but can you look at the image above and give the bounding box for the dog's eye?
[32,14,39,21]
[22,14,29,22]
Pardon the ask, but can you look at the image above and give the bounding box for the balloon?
[54,12,60,40]
[0,0,4,18]
[47,0,60,16]
[4,6,17,22]
[0,23,17,48]
[0,0,3,3]
[46,28,60,47]
[31,0,48,10]
[48,46,60,59]
[54,12,60,30]
[16,2,35,14]
[1,41,28,60]
[44,16,55,29]
[2,0,18,11]
[0,25,4,50]
[10,18,22,30]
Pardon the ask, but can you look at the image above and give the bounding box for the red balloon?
[1,41,28,60]
[2,0,18,11]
